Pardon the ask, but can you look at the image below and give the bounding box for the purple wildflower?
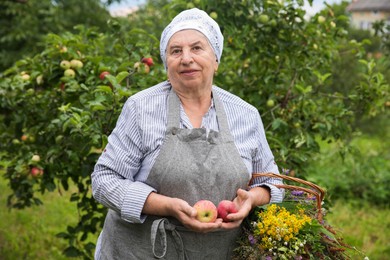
[248,234,257,245]
[291,190,305,196]
[265,256,273,260]
[282,168,290,175]
[295,256,303,260]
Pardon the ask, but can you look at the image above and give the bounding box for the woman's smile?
[180,69,200,76]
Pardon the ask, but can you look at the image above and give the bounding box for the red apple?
[193,200,218,223]
[30,167,43,177]
[141,57,154,67]
[134,62,150,74]
[99,71,110,80]
[217,200,238,222]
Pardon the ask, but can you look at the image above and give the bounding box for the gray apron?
[98,89,250,259]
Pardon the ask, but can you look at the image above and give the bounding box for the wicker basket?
[249,172,326,222]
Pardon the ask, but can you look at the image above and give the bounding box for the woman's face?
[166,30,219,92]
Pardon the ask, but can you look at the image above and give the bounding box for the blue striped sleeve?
[91,98,156,223]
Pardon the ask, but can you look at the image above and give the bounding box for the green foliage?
[0,0,389,257]
[0,0,113,71]
[0,23,165,257]
[306,126,390,206]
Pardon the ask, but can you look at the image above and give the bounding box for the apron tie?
[151,218,186,260]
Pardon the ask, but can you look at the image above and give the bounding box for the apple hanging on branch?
[193,200,218,223]
[60,60,71,70]
[141,57,154,67]
[134,62,150,74]
[70,59,83,70]
[99,71,110,80]
[30,167,44,177]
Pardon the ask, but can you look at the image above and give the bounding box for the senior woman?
[92,8,284,259]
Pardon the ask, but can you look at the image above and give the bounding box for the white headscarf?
[160,8,224,70]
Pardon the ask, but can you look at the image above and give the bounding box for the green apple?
[60,46,68,53]
[21,74,30,81]
[64,69,76,78]
[36,75,44,85]
[269,19,277,27]
[60,60,71,70]
[209,12,218,20]
[259,14,269,24]
[31,154,41,162]
[266,99,275,108]
[317,15,326,24]
[70,59,83,69]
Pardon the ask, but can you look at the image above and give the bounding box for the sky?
[109,0,345,17]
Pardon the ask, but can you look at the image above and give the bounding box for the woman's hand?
[143,193,222,233]
[220,189,253,229]
[168,197,223,233]
[221,187,271,229]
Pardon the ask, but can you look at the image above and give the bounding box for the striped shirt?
[91,81,284,223]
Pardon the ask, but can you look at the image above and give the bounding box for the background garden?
[0,0,389,259]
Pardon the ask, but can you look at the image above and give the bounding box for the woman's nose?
[181,49,193,64]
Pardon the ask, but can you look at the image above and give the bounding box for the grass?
[327,201,390,259]
[0,175,79,260]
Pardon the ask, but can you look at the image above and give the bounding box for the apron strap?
[167,89,181,129]
[151,218,186,260]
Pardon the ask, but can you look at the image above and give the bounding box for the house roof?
[347,0,390,12]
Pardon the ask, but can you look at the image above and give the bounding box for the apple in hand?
[217,200,238,222]
[193,200,218,223]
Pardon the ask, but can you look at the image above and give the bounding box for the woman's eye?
[171,49,181,55]
[193,46,201,50]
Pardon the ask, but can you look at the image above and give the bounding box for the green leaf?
[95,85,113,94]
[116,71,129,84]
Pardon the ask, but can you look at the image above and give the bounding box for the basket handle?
[250,172,326,222]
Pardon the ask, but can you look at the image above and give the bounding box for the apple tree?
[0,20,165,257]
[0,0,124,72]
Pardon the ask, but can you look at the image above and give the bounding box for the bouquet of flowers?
[233,173,360,260]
